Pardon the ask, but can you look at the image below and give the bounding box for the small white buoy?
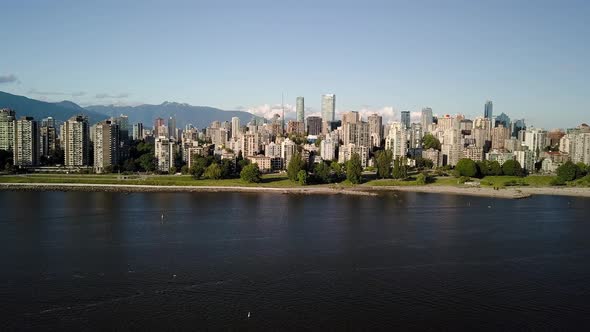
[247,311,251,318]
[487,205,491,208]
[173,274,176,278]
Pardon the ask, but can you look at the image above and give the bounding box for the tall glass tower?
[484,101,493,120]
[321,94,335,123]
[296,97,304,122]
[401,110,411,129]
[421,107,433,132]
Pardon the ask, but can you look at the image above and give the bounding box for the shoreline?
[1,182,590,199]
[0,182,376,196]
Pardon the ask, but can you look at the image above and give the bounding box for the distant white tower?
[231,117,240,139]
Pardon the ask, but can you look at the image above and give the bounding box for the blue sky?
[0,0,588,128]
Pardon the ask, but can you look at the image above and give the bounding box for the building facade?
[62,115,90,167]
[13,117,39,166]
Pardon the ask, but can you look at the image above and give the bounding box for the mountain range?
[86,102,258,129]
[0,91,258,129]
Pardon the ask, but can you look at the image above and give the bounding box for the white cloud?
[243,103,296,119]
[241,104,424,125]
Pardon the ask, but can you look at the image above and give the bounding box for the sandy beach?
[1,182,590,199]
[0,182,376,196]
[362,185,590,199]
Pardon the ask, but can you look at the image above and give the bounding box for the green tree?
[0,149,13,169]
[455,158,478,177]
[422,133,441,150]
[556,161,581,182]
[240,163,261,183]
[287,151,305,182]
[123,158,137,172]
[576,162,588,177]
[220,159,234,179]
[331,161,344,180]
[169,166,177,174]
[297,170,308,185]
[314,162,332,184]
[138,153,156,172]
[488,160,503,176]
[103,165,114,174]
[375,149,393,178]
[502,159,523,177]
[346,153,363,184]
[416,173,428,185]
[476,160,502,177]
[180,165,190,175]
[204,162,222,180]
[415,156,434,169]
[189,164,205,179]
[392,156,408,179]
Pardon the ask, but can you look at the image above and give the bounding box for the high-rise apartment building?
[296,97,305,122]
[281,138,297,168]
[320,137,336,161]
[0,108,16,151]
[132,123,144,141]
[13,117,39,166]
[306,116,322,136]
[40,117,57,158]
[155,136,175,172]
[154,117,165,137]
[524,128,548,160]
[368,114,383,148]
[94,120,120,173]
[491,125,511,150]
[62,115,90,167]
[385,122,408,159]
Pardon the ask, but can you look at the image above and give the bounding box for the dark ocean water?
[1,191,590,331]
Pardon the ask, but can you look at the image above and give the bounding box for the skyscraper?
[40,117,57,159]
[368,114,383,148]
[154,117,165,137]
[94,120,120,173]
[321,94,336,123]
[117,114,129,142]
[168,116,176,139]
[306,116,322,136]
[132,123,144,141]
[401,110,411,129]
[421,107,433,132]
[231,116,240,139]
[0,108,16,151]
[13,117,39,166]
[155,136,175,172]
[484,101,493,120]
[62,115,90,167]
[296,97,305,122]
[495,112,510,128]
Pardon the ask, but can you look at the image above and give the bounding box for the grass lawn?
[0,173,561,189]
[363,178,421,186]
[479,175,555,187]
[0,173,300,188]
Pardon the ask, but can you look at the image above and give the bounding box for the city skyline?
[0,1,589,129]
